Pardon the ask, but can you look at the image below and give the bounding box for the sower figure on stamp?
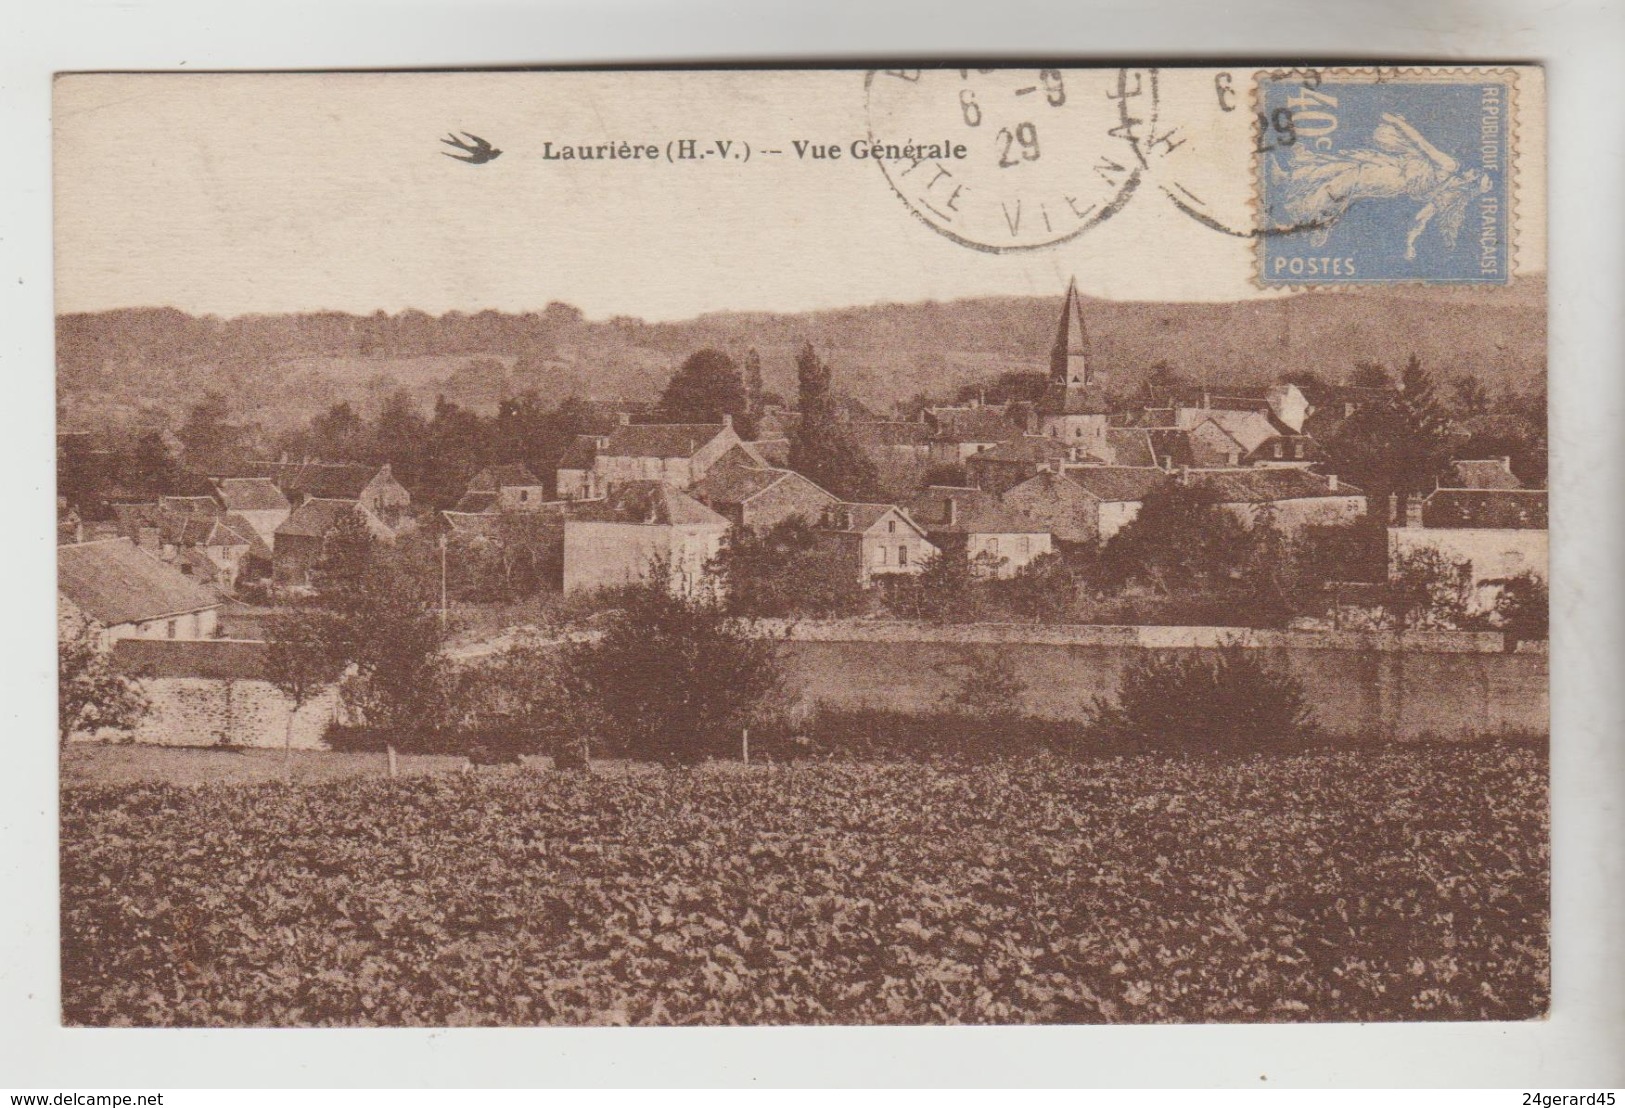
[1270,111,1492,258]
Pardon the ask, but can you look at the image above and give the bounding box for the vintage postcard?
[55,66,1548,1027]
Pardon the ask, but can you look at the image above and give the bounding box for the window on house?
[987,538,999,556]
[898,546,908,566]
[519,489,529,502]
[1020,536,1031,556]
[1292,440,1304,459]
[1272,441,1284,458]
[887,520,896,533]
[166,620,177,639]
[874,546,888,566]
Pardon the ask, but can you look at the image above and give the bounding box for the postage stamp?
[1256,68,1516,285]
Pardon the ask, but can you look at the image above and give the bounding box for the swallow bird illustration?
[441,132,502,164]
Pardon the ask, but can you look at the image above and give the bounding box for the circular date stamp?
[863,68,1148,253]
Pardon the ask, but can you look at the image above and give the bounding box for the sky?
[53,69,1545,320]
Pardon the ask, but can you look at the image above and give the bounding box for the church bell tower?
[1050,277,1092,390]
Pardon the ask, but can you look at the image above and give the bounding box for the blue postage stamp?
[1257,70,1514,285]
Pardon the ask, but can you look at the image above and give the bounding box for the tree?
[1350,361,1394,390]
[1097,482,1251,593]
[453,633,595,768]
[1087,645,1315,754]
[264,608,349,778]
[1450,374,1491,418]
[742,347,765,414]
[1325,356,1455,511]
[177,390,240,461]
[1143,361,1191,400]
[310,516,452,745]
[881,543,981,622]
[709,517,865,618]
[1383,546,1473,630]
[563,566,785,765]
[788,343,882,501]
[659,348,751,434]
[1486,571,1548,646]
[306,401,369,462]
[58,616,148,746]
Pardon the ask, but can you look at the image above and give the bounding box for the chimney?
[1405,494,1424,528]
[1499,456,1512,472]
[721,413,732,429]
[616,411,631,426]
[1327,473,1338,491]
[946,496,958,527]
[1177,465,1191,486]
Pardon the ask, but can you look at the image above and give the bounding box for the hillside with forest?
[57,278,1545,442]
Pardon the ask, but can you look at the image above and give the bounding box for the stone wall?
[766,621,1546,739]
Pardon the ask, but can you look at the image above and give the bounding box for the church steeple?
[1050,277,1091,388]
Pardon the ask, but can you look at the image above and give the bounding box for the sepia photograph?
[52,66,1551,1029]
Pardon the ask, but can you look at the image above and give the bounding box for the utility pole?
[438,530,449,631]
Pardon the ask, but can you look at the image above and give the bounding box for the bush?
[1486,571,1548,645]
[1088,645,1316,754]
[563,568,786,766]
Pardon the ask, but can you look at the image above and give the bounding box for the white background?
[2,0,1621,1089]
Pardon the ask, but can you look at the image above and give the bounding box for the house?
[1057,467,1173,544]
[59,538,222,646]
[1001,468,1111,547]
[554,435,603,500]
[1443,457,1523,490]
[272,498,395,586]
[249,461,411,524]
[690,458,839,531]
[814,503,938,585]
[906,486,1053,577]
[211,478,292,546]
[1181,468,1367,530]
[467,463,540,492]
[111,500,270,592]
[1390,489,1548,613]
[556,414,759,499]
[561,481,729,595]
[844,421,936,496]
[965,436,1074,494]
[922,403,1025,465]
[459,464,551,511]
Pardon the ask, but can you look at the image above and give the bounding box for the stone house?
[814,503,938,586]
[921,404,1025,465]
[1054,466,1174,544]
[965,436,1074,494]
[112,500,271,592]
[249,461,411,525]
[1390,488,1548,613]
[272,498,396,586]
[555,414,758,499]
[690,458,839,531]
[1181,468,1367,530]
[561,481,730,595]
[59,538,222,647]
[211,478,292,546]
[905,486,1054,578]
